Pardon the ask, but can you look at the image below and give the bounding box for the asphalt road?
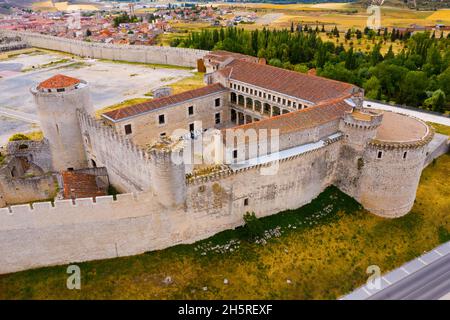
[369,252,450,300]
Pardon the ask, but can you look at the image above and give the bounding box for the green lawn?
[0,152,449,299]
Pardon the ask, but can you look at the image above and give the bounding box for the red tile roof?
[220,59,355,104]
[62,171,107,200]
[102,83,227,121]
[204,50,260,64]
[228,98,353,135]
[37,74,80,89]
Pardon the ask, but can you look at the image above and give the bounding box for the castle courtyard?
[0,50,193,144]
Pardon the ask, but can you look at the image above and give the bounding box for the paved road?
[0,106,39,123]
[369,252,450,300]
[364,100,450,126]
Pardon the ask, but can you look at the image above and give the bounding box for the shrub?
[8,133,30,142]
[243,212,264,241]
[438,226,450,243]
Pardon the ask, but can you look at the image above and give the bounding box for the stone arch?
[263,103,271,116]
[230,92,237,104]
[238,95,245,107]
[272,106,280,116]
[254,100,262,112]
[246,97,253,109]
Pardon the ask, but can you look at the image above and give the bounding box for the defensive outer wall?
[0,117,343,274]
[0,30,208,67]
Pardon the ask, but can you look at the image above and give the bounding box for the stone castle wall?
[0,136,342,274]
[78,110,152,193]
[0,30,208,68]
[0,157,56,207]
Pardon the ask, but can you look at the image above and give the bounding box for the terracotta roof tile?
[37,74,80,89]
[62,171,107,200]
[220,59,355,104]
[102,83,227,121]
[228,98,353,135]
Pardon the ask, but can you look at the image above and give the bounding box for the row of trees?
[171,27,450,112]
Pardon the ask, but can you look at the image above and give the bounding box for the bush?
[8,133,30,142]
[438,226,450,243]
[243,212,264,241]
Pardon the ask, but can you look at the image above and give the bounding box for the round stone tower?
[357,112,434,218]
[31,74,94,172]
[148,137,187,208]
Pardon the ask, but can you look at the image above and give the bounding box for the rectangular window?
[268,94,271,100]
[215,98,220,107]
[233,150,238,159]
[188,105,194,116]
[160,132,166,138]
[158,114,165,125]
[215,112,221,124]
[244,198,249,206]
[377,151,383,159]
[124,124,132,135]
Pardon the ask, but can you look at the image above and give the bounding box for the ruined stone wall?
[6,139,52,173]
[0,30,208,68]
[0,157,56,207]
[78,110,152,193]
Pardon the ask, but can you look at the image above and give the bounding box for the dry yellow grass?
[32,1,99,12]
[426,9,450,21]
[166,72,205,95]
[95,98,150,119]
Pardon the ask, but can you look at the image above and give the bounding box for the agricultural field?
[0,143,449,299]
[158,3,449,50]
[31,1,99,12]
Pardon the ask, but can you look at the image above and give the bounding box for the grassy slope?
[0,149,449,299]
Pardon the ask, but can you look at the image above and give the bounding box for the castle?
[0,50,444,274]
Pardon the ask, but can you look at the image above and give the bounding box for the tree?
[363,76,381,100]
[384,45,395,60]
[437,67,450,100]
[345,29,352,40]
[424,89,446,113]
[345,47,357,70]
[370,44,383,65]
[398,71,428,106]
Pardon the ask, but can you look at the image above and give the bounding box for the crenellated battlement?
[0,30,208,68]
[0,192,159,231]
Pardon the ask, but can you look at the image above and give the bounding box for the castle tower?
[148,138,187,208]
[338,107,433,218]
[31,74,94,172]
[357,113,434,218]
